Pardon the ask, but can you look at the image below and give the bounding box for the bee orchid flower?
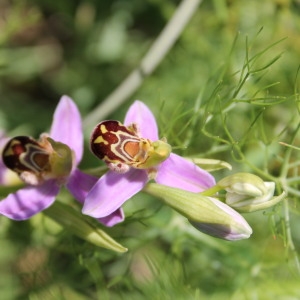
[0,96,123,226]
[82,101,216,219]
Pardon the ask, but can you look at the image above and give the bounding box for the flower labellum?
[90,120,172,173]
[2,135,73,186]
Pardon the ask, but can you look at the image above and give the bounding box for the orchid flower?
[0,96,123,226]
[83,100,216,219]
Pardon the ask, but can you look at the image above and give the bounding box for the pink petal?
[50,95,83,164]
[66,169,125,226]
[0,180,60,220]
[124,100,159,140]
[189,221,251,240]
[82,168,148,218]
[66,169,99,204]
[98,208,124,227]
[156,153,216,192]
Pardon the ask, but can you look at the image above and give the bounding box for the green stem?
[280,123,300,179]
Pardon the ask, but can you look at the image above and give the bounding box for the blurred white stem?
[83,0,202,129]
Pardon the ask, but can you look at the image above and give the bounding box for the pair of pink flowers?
[0,96,252,240]
[0,96,122,226]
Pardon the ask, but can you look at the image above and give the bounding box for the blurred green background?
[1,0,300,299]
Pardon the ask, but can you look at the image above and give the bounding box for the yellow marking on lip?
[94,136,108,144]
[100,124,108,133]
[3,140,21,156]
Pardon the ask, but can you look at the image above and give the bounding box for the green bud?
[144,183,252,241]
[218,173,267,197]
[44,201,127,253]
[217,173,284,212]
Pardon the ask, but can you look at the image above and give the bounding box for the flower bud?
[143,183,252,241]
[218,173,267,196]
[217,173,284,212]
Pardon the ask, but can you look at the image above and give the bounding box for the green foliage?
[1,0,300,299]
